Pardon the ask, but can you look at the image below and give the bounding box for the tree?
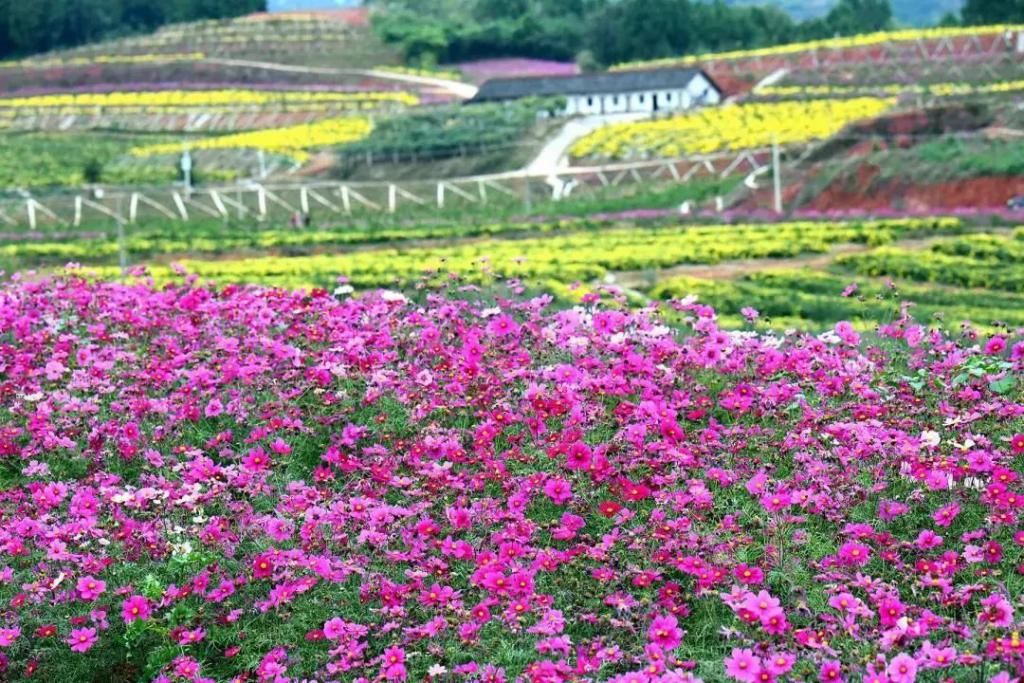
[824,0,893,35]
[587,0,694,66]
[962,0,1024,23]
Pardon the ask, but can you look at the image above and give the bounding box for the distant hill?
[714,0,964,26]
[269,0,363,9]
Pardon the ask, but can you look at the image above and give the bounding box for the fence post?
[436,183,444,209]
[388,184,397,213]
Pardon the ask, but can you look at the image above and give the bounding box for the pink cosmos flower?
[67,627,97,653]
[819,660,843,683]
[382,646,408,681]
[733,564,764,585]
[878,597,906,627]
[834,321,860,346]
[173,656,201,680]
[0,627,19,647]
[647,614,682,650]
[932,502,960,527]
[76,576,106,601]
[915,530,943,550]
[204,398,224,418]
[724,648,760,683]
[837,541,871,567]
[762,652,794,676]
[323,618,346,640]
[742,590,781,619]
[543,478,573,505]
[486,315,519,337]
[984,336,1006,355]
[886,653,917,683]
[121,595,151,624]
[979,595,1013,627]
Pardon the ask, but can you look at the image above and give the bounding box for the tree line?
[0,0,266,59]
[373,0,1024,68]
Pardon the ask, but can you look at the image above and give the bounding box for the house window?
[587,96,594,106]
[667,93,673,101]
[639,94,645,103]
[613,95,619,105]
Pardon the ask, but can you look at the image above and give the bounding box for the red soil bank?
[810,175,1024,212]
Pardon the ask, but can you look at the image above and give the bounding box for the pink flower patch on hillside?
[0,273,1019,681]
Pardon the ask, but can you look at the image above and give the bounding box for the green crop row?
[837,233,1024,292]
[649,269,1024,332]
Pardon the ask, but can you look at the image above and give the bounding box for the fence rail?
[0,150,771,229]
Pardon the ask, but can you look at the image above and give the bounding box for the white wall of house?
[561,75,720,116]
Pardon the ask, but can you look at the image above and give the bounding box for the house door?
[653,94,659,112]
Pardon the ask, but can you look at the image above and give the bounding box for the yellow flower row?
[612,24,1023,70]
[85,218,960,291]
[570,98,895,159]
[758,79,1024,98]
[1,52,206,70]
[129,117,373,161]
[0,89,417,110]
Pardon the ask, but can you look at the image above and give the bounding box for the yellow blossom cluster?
[570,98,895,159]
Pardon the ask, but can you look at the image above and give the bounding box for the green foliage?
[373,0,898,67]
[0,0,266,58]
[0,132,178,189]
[912,137,1024,177]
[837,234,1024,293]
[962,0,1024,24]
[649,267,1024,332]
[338,98,559,161]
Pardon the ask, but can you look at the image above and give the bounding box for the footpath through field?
[525,112,648,175]
[205,57,479,99]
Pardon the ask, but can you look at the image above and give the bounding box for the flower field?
[569,99,895,160]
[0,270,1020,682]
[82,218,961,291]
[757,80,1024,98]
[0,89,417,114]
[611,24,1023,70]
[129,117,373,162]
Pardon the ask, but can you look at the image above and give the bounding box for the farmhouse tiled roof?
[470,67,719,102]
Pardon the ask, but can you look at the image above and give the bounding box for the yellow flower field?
[0,52,206,69]
[612,24,1023,70]
[129,117,373,161]
[758,79,1024,98]
[0,89,418,110]
[570,98,895,159]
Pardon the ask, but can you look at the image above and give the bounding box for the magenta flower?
[67,627,97,653]
[543,478,573,505]
[647,614,682,650]
[724,648,760,683]
[121,595,151,624]
[984,336,1006,355]
[0,627,19,647]
[837,541,871,567]
[819,660,844,683]
[733,564,764,585]
[886,653,917,683]
[76,576,106,601]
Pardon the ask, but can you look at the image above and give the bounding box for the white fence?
[0,150,771,229]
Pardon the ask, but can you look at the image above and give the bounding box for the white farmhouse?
[469,67,722,115]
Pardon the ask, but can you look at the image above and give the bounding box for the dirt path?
[205,58,478,99]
